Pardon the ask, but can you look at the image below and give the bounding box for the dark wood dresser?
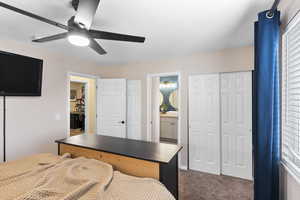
[55,134,182,199]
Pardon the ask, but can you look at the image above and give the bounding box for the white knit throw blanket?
[0,153,175,200]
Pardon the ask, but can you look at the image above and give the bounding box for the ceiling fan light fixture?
[67,34,90,47]
[0,1,145,55]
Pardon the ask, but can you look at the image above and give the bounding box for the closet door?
[127,80,142,140]
[221,72,252,180]
[97,79,127,138]
[189,74,220,174]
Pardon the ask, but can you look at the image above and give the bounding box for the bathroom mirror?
[160,92,164,105]
[169,90,178,109]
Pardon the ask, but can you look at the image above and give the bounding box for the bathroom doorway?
[147,73,181,145]
[159,76,179,143]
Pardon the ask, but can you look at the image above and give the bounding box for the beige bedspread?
[0,153,175,200]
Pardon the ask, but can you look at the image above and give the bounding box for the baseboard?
[180,165,188,170]
[281,161,300,184]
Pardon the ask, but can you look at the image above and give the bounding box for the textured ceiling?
[0,0,274,65]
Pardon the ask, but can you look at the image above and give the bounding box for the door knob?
[120,121,125,124]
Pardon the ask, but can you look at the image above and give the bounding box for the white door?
[151,77,161,143]
[189,74,220,174]
[221,72,252,180]
[127,80,142,140]
[97,79,127,138]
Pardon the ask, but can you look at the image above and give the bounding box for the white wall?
[280,0,300,27]
[98,46,254,168]
[0,38,253,169]
[0,38,117,161]
[280,165,300,200]
[279,1,300,199]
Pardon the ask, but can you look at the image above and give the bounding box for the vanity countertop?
[160,112,178,118]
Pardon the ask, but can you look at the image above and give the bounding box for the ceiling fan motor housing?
[68,16,86,30]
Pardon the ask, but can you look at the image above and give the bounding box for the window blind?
[282,14,300,177]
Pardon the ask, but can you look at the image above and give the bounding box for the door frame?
[146,72,182,145]
[67,72,99,135]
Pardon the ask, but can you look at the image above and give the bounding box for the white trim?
[67,72,100,135]
[146,76,152,141]
[282,10,300,35]
[67,74,71,136]
[146,72,182,167]
[96,78,99,135]
[68,72,99,79]
[281,161,300,185]
[180,165,188,171]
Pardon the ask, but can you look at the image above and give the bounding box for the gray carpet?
[179,170,253,200]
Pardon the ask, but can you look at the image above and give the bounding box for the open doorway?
[70,81,86,136]
[147,73,181,145]
[159,76,178,143]
[68,74,97,136]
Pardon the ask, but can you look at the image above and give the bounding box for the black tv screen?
[0,51,43,96]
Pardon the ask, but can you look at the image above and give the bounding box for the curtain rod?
[267,0,280,17]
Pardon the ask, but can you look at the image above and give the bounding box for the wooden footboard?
[59,144,160,180]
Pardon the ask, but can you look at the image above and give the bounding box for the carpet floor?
[179,170,253,200]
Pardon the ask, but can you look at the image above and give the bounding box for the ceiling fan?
[0,0,146,55]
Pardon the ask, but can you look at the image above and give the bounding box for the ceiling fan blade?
[89,39,107,55]
[0,2,69,30]
[32,32,69,43]
[74,0,100,30]
[89,30,145,43]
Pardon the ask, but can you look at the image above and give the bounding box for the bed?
[56,134,182,199]
[0,153,175,200]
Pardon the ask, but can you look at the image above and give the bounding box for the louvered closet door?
[189,74,220,174]
[221,72,252,180]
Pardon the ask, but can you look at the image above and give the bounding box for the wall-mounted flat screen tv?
[0,50,43,96]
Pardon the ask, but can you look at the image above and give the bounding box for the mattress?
[0,153,175,200]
